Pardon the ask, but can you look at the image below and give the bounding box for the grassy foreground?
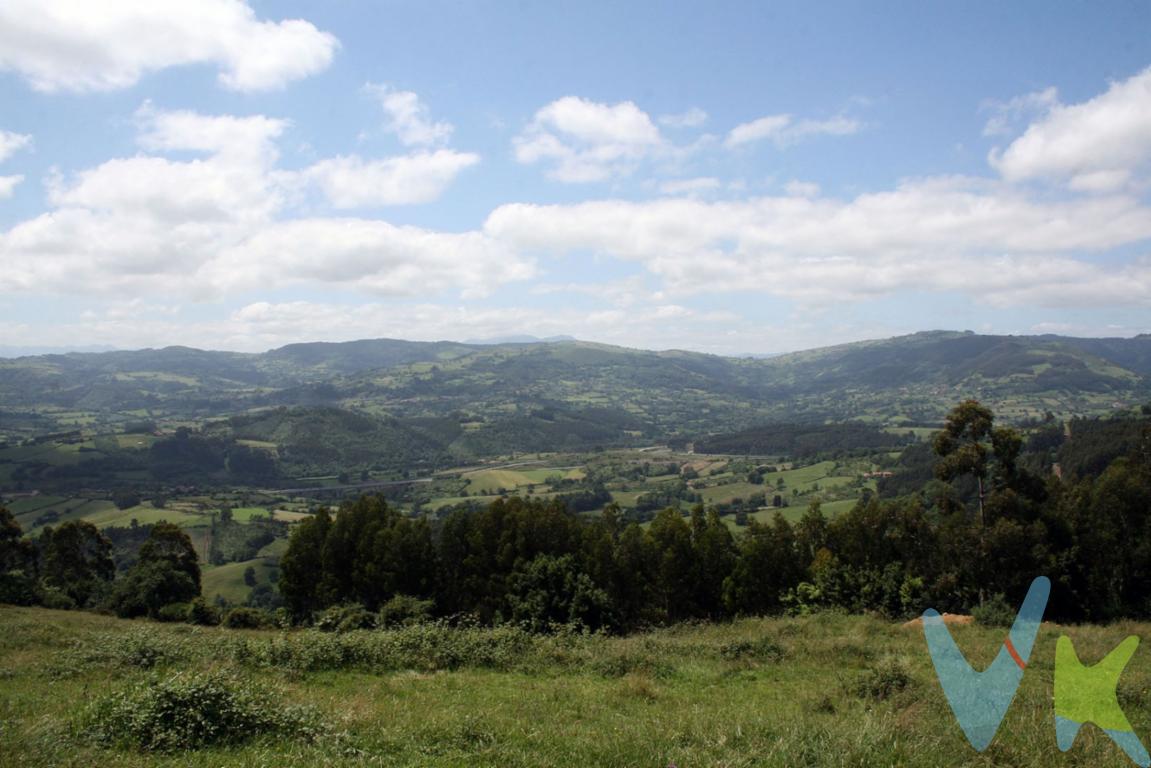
[2,606,1151,766]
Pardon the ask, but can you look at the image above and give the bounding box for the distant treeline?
[693,422,913,459]
[277,405,1151,629]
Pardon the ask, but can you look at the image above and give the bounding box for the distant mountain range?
[462,334,578,345]
[1,331,1148,453]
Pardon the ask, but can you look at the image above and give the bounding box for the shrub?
[316,603,376,633]
[186,597,219,626]
[972,593,1016,628]
[223,607,270,629]
[84,672,319,751]
[851,655,913,700]
[72,629,193,669]
[377,594,434,628]
[37,584,77,611]
[156,602,190,623]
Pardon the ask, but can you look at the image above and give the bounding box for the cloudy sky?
[1,0,1150,355]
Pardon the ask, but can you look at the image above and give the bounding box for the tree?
[0,507,37,605]
[279,508,332,618]
[934,400,1026,525]
[243,565,257,587]
[107,522,200,618]
[38,521,114,608]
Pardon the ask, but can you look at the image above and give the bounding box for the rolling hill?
[1,331,1148,459]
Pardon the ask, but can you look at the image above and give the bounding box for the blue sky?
[1,0,1149,354]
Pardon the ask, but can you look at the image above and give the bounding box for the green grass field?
[1,605,1149,766]
[201,558,279,603]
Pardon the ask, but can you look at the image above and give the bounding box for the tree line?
[278,400,1151,629]
[3,399,1150,630]
[0,517,201,619]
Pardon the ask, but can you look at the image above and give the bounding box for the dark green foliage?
[106,522,200,618]
[84,672,319,751]
[156,602,191,623]
[223,607,270,628]
[377,594,434,627]
[971,593,1016,627]
[187,597,219,625]
[111,489,140,510]
[506,554,613,632]
[223,406,448,476]
[38,520,114,608]
[278,509,332,617]
[1059,416,1150,479]
[315,603,376,632]
[0,506,37,605]
[696,422,909,459]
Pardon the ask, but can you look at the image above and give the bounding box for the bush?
[75,629,192,669]
[37,584,77,611]
[851,655,913,700]
[156,602,190,623]
[187,597,219,626]
[223,607,270,629]
[84,672,319,751]
[377,594,434,628]
[972,593,1016,628]
[316,603,376,633]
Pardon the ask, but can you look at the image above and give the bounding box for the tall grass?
[1,605,1150,766]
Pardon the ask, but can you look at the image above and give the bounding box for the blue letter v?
[922,576,1050,751]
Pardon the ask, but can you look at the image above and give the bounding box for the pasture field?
[201,558,280,604]
[0,605,1148,767]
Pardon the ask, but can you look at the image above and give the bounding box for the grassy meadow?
[2,606,1150,766]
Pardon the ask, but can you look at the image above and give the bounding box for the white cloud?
[0,130,31,163]
[0,105,524,299]
[0,0,337,92]
[725,114,860,148]
[304,150,479,207]
[514,96,664,182]
[205,219,532,298]
[0,175,23,198]
[658,177,721,196]
[991,67,1151,192]
[658,108,708,128]
[366,84,454,147]
[484,177,1151,307]
[135,103,288,164]
[982,87,1058,137]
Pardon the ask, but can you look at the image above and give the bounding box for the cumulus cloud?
[304,151,479,208]
[206,219,531,298]
[0,0,337,92]
[0,175,22,198]
[514,96,664,182]
[725,113,860,148]
[0,130,31,163]
[366,84,454,147]
[484,177,1151,307]
[0,105,525,299]
[135,103,288,164]
[991,67,1151,192]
